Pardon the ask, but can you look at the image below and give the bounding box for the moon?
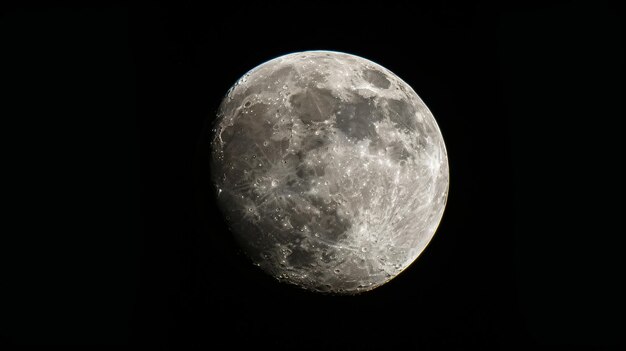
[210,51,449,294]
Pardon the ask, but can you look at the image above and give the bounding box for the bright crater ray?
[210,51,449,294]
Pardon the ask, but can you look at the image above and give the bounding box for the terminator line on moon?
[210,51,449,294]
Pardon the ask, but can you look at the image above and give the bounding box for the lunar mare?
[210,51,448,294]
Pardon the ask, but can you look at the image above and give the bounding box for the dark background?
[2,0,622,348]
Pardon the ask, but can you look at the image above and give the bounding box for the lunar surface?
[210,51,448,294]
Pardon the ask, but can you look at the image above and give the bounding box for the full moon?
[210,51,449,294]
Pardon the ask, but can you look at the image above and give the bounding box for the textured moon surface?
[210,51,448,294]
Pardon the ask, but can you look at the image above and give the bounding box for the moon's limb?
[211,51,449,294]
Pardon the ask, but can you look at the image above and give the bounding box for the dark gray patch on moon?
[363,68,391,89]
[335,95,383,141]
[387,98,418,131]
[290,88,337,125]
[211,51,449,294]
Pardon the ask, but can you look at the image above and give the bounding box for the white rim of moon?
[210,50,449,294]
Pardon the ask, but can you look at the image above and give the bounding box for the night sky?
[3,1,622,348]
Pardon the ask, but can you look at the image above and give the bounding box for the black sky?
[2,0,622,348]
